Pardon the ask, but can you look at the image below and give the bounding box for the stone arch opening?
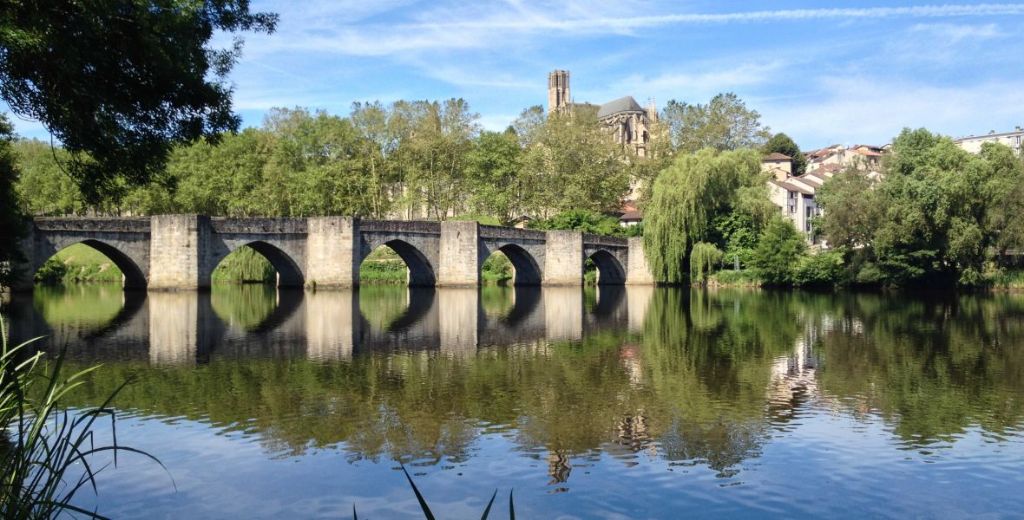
[481,244,542,286]
[213,241,304,287]
[587,250,626,285]
[359,240,436,287]
[33,240,147,289]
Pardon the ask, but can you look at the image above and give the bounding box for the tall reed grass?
[0,317,167,519]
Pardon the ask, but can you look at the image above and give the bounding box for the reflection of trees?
[52,288,1024,481]
[814,293,1024,444]
[33,285,124,330]
[357,286,411,331]
[209,285,277,331]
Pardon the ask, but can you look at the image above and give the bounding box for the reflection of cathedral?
[547,70,656,157]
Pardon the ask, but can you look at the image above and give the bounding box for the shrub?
[794,250,845,287]
[751,217,806,285]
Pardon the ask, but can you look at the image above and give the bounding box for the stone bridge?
[13,215,654,290]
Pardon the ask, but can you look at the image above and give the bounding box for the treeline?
[10,93,778,227]
[13,102,637,224]
[643,129,1024,288]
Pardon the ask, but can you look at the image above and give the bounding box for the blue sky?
[9,1,1024,149]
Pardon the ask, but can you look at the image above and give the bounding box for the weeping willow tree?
[644,148,767,283]
[690,242,724,284]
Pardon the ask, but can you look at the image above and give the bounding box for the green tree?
[661,93,771,153]
[0,114,25,287]
[981,142,1024,264]
[643,148,768,283]
[466,130,525,225]
[401,99,480,220]
[11,139,86,216]
[529,209,623,236]
[0,1,277,201]
[523,110,630,216]
[873,129,988,285]
[815,168,883,249]
[762,132,807,176]
[689,242,723,284]
[751,216,806,285]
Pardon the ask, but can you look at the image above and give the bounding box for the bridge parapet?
[33,217,151,233]
[360,220,441,234]
[581,233,628,248]
[479,225,546,242]
[209,217,307,234]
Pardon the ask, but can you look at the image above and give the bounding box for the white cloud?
[245,3,1024,57]
[760,77,1024,148]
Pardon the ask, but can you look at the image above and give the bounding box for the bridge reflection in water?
[7,285,656,365]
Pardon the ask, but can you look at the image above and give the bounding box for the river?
[4,285,1024,518]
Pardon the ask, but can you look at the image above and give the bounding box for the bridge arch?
[33,239,148,289]
[360,240,437,287]
[210,240,306,288]
[483,243,542,286]
[587,249,627,285]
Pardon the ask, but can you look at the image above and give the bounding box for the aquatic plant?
[0,317,167,519]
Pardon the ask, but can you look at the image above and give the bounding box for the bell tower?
[547,70,570,114]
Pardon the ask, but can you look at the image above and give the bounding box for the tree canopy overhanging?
[0,0,278,202]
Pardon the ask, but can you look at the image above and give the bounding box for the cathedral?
[547,70,656,157]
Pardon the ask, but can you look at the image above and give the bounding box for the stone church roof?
[597,96,645,119]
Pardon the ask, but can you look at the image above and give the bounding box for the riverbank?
[707,267,1024,291]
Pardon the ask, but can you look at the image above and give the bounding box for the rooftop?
[764,152,792,161]
[597,96,645,119]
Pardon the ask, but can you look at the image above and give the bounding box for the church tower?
[548,70,570,113]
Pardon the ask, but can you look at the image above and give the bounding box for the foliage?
[793,249,845,287]
[528,209,624,236]
[212,246,275,284]
[709,268,760,287]
[751,217,806,285]
[0,1,277,202]
[816,129,1024,288]
[481,252,514,285]
[522,111,630,216]
[689,242,723,284]
[466,130,525,225]
[814,168,881,250]
[11,140,87,216]
[0,114,24,287]
[661,93,771,153]
[643,148,767,283]
[762,133,807,176]
[0,318,165,518]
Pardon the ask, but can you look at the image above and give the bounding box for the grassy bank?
[34,243,124,284]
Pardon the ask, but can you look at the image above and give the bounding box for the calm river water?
[4,285,1024,518]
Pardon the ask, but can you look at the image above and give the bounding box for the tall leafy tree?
[523,110,630,217]
[401,99,480,220]
[643,148,767,283]
[0,114,24,287]
[466,130,525,225]
[762,132,807,176]
[751,216,806,285]
[0,1,277,201]
[661,93,770,153]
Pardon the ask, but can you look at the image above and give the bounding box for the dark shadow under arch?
[242,241,305,288]
[491,244,542,286]
[588,250,626,285]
